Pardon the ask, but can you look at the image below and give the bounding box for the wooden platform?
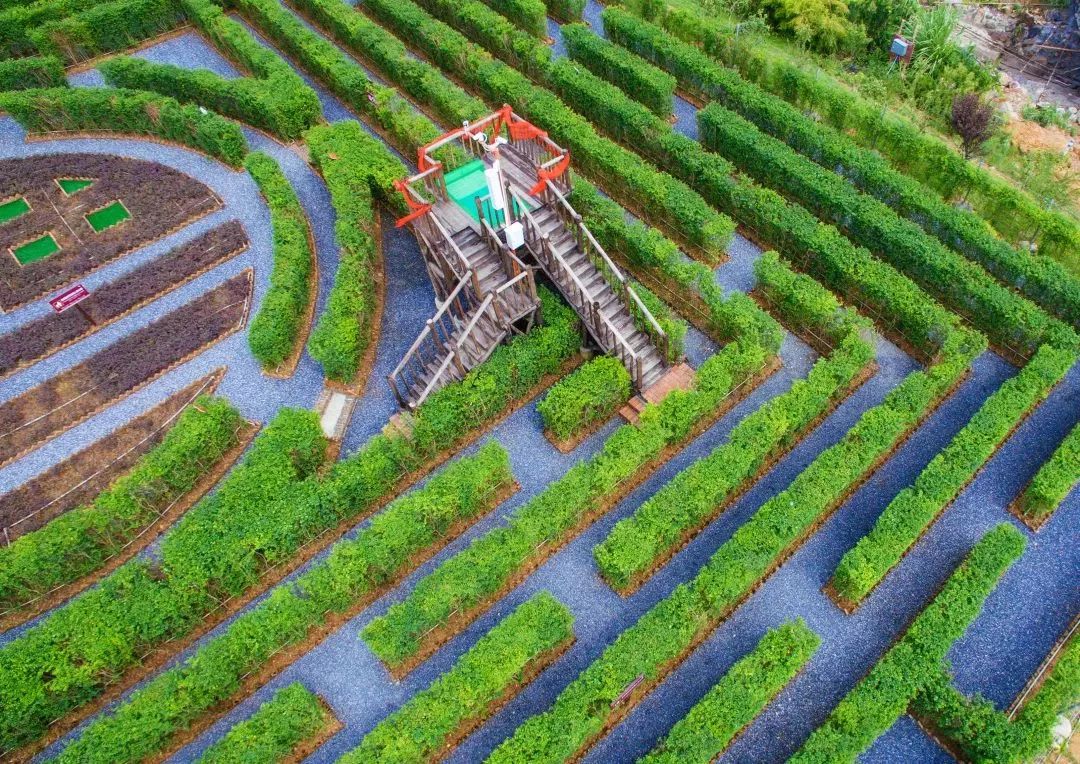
[620,362,696,423]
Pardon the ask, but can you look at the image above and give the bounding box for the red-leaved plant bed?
[0,221,247,377]
[0,153,220,310]
[0,271,251,467]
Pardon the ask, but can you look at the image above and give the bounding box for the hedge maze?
[0,0,1075,762]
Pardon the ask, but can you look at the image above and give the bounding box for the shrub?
[0,0,102,58]
[0,56,64,90]
[28,0,184,64]
[360,0,735,261]
[0,87,248,167]
[561,23,675,117]
[344,593,573,763]
[361,340,769,670]
[1016,421,1080,522]
[198,684,332,764]
[633,281,687,362]
[244,152,313,372]
[537,356,632,443]
[0,396,243,611]
[477,0,547,38]
[52,443,514,764]
[544,0,584,21]
[641,620,820,763]
[791,525,1026,762]
[830,343,1075,606]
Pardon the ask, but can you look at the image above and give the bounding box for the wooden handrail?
[388,273,473,397]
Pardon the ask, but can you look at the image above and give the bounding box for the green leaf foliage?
[476,0,548,38]
[0,396,243,611]
[561,23,675,117]
[543,0,584,22]
[831,343,1075,605]
[244,152,314,371]
[537,356,632,443]
[198,683,332,764]
[0,56,65,91]
[1016,421,1080,522]
[0,0,101,58]
[0,87,248,167]
[52,442,514,764]
[362,339,770,668]
[791,524,1026,763]
[641,620,820,764]
[345,593,573,763]
[26,0,182,64]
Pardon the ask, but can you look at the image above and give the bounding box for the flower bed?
[0,221,247,378]
[0,272,251,468]
[344,593,573,763]
[0,152,223,311]
[641,620,819,764]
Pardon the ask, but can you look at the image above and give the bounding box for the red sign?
[49,284,90,313]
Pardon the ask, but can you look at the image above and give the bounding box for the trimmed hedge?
[0,87,247,167]
[561,23,675,117]
[244,152,314,372]
[0,396,243,612]
[99,0,321,141]
[0,56,65,91]
[489,324,980,762]
[638,3,1080,271]
[360,0,735,262]
[544,0,584,22]
[1015,421,1080,523]
[913,632,1080,763]
[633,281,686,363]
[0,0,102,58]
[537,355,632,444]
[641,620,820,764]
[0,409,328,752]
[198,683,332,764]
[595,331,873,593]
[477,0,548,38]
[288,0,485,129]
[304,122,399,383]
[362,339,770,670]
[53,443,514,764]
[830,343,1075,606]
[28,0,184,64]
[602,7,1080,331]
[345,593,573,763]
[791,524,1027,763]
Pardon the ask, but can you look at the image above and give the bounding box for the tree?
[951,93,996,158]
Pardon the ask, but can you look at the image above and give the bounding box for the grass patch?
[85,201,131,233]
[56,178,93,195]
[11,233,58,265]
[0,197,30,224]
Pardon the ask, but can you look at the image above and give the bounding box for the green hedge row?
[0,409,327,752]
[360,0,735,262]
[561,22,674,118]
[633,281,687,363]
[602,7,1080,331]
[641,620,820,764]
[477,0,547,38]
[543,0,584,22]
[913,632,1080,764]
[231,0,444,160]
[303,122,396,382]
[0,56,65,90]
[52,443,514,764]
[244,151,314,372]
[198,683,332,764]
[288,0,485,129]
[699,102,1078,358]
[28,0,183,65]
[636,3,1080,272]
[0,0,101,57]
[362,339,770,669]
[0,87,248,167]
[537,355,632,444]
[1016,421,1080,523]
[595,331,873,593]
[100,0,321,141]
[489,331,979,762]
[791,524,1027,762]
[345,593,573,763]
[0,396,243,613]
[831,343,1074,606]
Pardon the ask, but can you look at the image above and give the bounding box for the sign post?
[49,284,90,314]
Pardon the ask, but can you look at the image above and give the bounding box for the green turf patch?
[85,200,131,233]
[12,233,59,265]
[56,178,94,195]
[0,197,30,224]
